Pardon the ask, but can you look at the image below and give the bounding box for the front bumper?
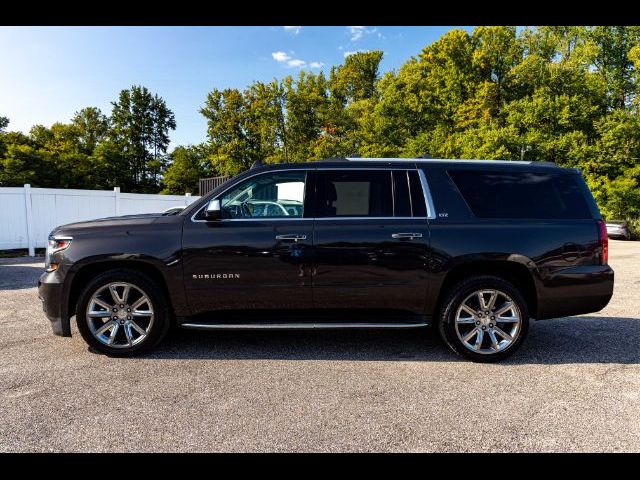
[38,270,71,336]
[535,264,614,319]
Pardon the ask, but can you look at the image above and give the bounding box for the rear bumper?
[535,264,614,319]
[38,271,71,337]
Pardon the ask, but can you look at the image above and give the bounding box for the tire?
[75,268,171,357]
[437,275,529,363]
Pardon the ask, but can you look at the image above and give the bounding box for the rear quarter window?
[448,170,592,219]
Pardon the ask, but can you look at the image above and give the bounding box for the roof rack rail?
[343,157,561,166]
[319,156,349,162]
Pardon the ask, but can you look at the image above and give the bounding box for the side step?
[180,322,428,331]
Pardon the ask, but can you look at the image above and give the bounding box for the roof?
[248,157,566,172]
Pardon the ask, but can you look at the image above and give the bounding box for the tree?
[109,85,176,191]
[161,144,212,194]
[591,26,640,109]
[72,107,109,154]
[200,88,255,176]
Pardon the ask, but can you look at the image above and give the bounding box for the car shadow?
[0,260,44,291]
[141,316,640,365]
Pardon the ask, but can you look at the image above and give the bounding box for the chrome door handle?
[275,234,307,241]
[391,232,423,240]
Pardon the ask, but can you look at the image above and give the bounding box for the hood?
[52,213,167,236]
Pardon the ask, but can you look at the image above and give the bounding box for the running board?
[180,322,428,331]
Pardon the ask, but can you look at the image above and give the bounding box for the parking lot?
[0,240,638,452]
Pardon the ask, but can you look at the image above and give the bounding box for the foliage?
[2,27,640,226]
[0,87,175,193]
[161,144,212,194]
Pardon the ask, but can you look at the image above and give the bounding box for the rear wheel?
[76,269,170,356]
[438,275,529,362]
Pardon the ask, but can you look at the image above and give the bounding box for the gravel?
[0,241,638,452]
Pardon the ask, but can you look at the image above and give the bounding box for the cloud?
[348,26,378,41]
[348,26,366,41]
[283,26,302,34]
[272,51,291,62]
[272,51,323,69]
[287,59,306,68]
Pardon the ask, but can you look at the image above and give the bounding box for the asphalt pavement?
[0,241,638,452]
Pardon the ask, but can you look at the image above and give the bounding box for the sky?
[0,26,473,148]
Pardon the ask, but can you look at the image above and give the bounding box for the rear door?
[311,167,431,316]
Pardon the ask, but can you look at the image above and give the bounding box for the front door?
[182,169,314,314]
[312,168,431,316]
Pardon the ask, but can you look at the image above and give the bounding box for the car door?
[311,167,431,316]
[182,168,314,314]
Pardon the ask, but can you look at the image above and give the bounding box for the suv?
[38,158,614,362]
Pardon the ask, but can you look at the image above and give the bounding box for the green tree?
[72,107,109,154]
[161,144,212,194]
[110,85,176,191]
[591,26,640,109]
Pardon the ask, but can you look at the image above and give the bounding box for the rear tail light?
[597,220,608,265]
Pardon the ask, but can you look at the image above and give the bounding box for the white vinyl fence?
[0,184,200,256]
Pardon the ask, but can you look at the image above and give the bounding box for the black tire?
[437,275,529,363]
[75,269,171,357]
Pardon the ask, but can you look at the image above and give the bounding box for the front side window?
[217,170,306,219]
[317,170,393,218]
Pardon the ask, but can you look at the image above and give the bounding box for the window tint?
[393,170,412,217]
[218,171,306,219]
[317,170,392,218]
[408,170,427,217]
[448,170,592,219]
[392,170,427,217]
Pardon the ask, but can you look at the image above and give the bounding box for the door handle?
[391,232,423,240]
[275,234,307,241]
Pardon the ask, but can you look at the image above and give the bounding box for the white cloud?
[283,26,302,34]
[287,59,306,68]
[272,51,291,62]
[348,26,366,41]
[272,50,323,69]
[348,26,378,41]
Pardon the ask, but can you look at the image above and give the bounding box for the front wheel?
[76,269,171,357]
[438,276,529,362]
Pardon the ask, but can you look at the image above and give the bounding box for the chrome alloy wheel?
[86,282,155,349]
[454,289,522,355]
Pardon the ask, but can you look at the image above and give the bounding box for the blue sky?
[0,26,473,148]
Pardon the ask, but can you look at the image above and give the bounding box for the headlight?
[45,235,72,272]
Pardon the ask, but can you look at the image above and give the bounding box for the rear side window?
[392,170,427,217]
[316,170,393,218]
[448,170,592,219]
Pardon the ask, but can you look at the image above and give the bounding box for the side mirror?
[204,199,222,221]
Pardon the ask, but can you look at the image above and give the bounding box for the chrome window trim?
[191,166,436,223]
[194,216,429,223]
